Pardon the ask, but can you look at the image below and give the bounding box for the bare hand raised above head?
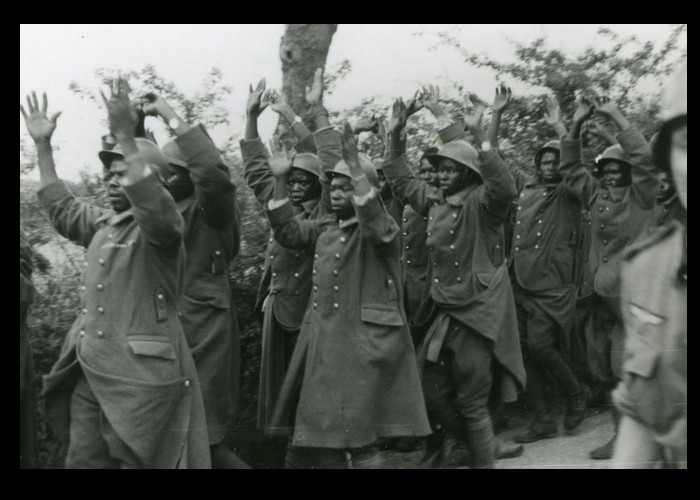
[463,92,487,131]
[100,77,138,138]
[388,98,408,136]
[305,68,324,107]
[340,120,362,169]
[543,95,561,126]
[419,84,440,111]
[572,94,595,123]
[21,91,62,144]
[266,89,289,114]
[406,88,424,117]
[246,78,268,117]
[268,135,295,178]
[492,84,512,113]
[141,92,169,117]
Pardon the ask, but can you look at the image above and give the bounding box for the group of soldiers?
[20,61,686,469]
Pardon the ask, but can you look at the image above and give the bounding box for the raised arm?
[143,93,238,230]
[586,116,618,146]
[267,89,316,153]
[22,91,105,247]
[560,96,597,203]
[543,95,568,140]
[104,78,183,249]
[592,97,656,209]
[382,98,441,216]
[307,68,335,213]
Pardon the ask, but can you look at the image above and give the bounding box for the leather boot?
[564,384,592,431]
[463,418,496,469]
[514,418,559,444]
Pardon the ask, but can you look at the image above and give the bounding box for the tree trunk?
[278,24,338,135]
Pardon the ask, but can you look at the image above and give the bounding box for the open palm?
[21,91,61,143]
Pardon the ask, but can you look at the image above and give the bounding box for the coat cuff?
[616,127,648,155]
[353,187,377,206]
[560,138,582,163]
[175,124,213,159]
[37,179,73,209]
[355,190,384,221]
[240,136,268,160]
[267,199,296,227]
[294,133,317,154]
[313,127,340,150]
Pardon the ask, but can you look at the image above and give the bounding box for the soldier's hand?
[266,89,289,115]
[141,92,169,117]
[353,116,379,134]
[100,77,138,138]
[388,97,408,137]
[268,135,294,177]
[305,68,324,107]
[492,84,512,113]
[543,95,561,125]
[591,96,621,120]
[406,88,424,117]
[419,85,440,112]
[572,94,595,124]
[464,92,487,131]
[246,78,268,117]
[21,91,62,144]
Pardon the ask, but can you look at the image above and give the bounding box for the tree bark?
[278,24,338,135]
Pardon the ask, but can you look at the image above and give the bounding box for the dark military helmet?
[325,154,380,188]
[594,144,632,176]
[428,140,481,177]
[291,153,322,178]
[534,140,561,169]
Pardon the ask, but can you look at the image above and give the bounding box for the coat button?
[184,379,191,388]
[340,237,347,243]
[603,257,609,263]
[333,285,339,291]
[403,232,408,237]
[80,285,86,292]
[456,277,462,282]
[335,253,341,259]
[313,302,318,308]
[516,235,521,239]
[272,272,278,278]
[538,219,543,224]
[449,244,455,250]
[406,259,412,265]
[423,216,428,221]
[294,272,300,278]
[333,303,339,309]
[452,213,457,219]
[178,312,183,318]
[403,218,408,223]
[535,244,539,249]
[434,278,440,284]
[516,220,522,225]
[333,270,339,276]
[598,206,604,212]
[518,206,522,211]
[427,231,432,237]
[97,330,104,338]
[157,293,164,300]
[82,308,88,315]
[433,262,438,267]
[429,216,434,221]
[449,229,454,235]
[269,237,274,243]
[515,246,520,252]
[387,278,393,284]
[314,254,319,260]
[214,250,221,257]
[405,245,410,250]
[454,261,459,267]
[603,239,609,245]
[600,224,606,229]
[537,232,542,237]
[495,244,500,249]
[98,307,105,314]
[270,255,275,260]
[97,283,104,291]
[108,234,114,239]
[313,285,318,292]
[79,330,86,337]
[603,194,609,200]
[98,258,105,266]
[313,269,317,275]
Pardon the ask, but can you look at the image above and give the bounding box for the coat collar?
[444,184,478,206]
[96,209,134,226]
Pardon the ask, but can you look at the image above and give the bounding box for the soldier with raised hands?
[264,120,430,469]
[22,80,210,468]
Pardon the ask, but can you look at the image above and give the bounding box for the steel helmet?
[291,153,322,178]
[428,140,480,177]
[325,153,380,188]
[595,144,632,176]
[654,63,687,173]
[534,140,561,169]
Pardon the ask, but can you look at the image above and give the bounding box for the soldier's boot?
[514,417,559,444]
[463,418,496,469]
[564,384,592,431]
[211,443,251,469]
[496,439,524,459]
[590,406,620,460]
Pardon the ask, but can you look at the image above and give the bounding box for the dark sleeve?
[617,127,657,210]
[505,160,531,193]
[382,157,439,217]
[123,172,184,249]
[241,137,275,207]
[267,200,332,251]
[36,180,106,248]
[479,150,519,220]
[177,124,239,230]
[559,138,596,205]
[438,122,467,144]
[355,193,400,246]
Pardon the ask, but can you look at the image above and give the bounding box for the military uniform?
[172,125,241,446]
[401,205,429,331]
[38,174,210,469]
[240,135,324,433]
[613,222,687,467]
[383,125,525,468]
[560,127,657,384]
[20,228,37,468]
[267,128,430,458]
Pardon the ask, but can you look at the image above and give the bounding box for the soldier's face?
[103,159,132,213]
[600,162,628,188]
[438,159,468,195]
[287,169,319,205]
[656,171,675,202]
[419,158,439,187]
[669,124,687,209]
[330,174,355,216]
[538,151,561,184]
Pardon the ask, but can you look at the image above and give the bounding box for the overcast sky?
[20,24,678,180]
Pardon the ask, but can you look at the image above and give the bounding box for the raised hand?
[492,84,512,113]
[268,136,295,178]
[246,78,268,117]
[587,116,617,145]
[420,84,440,112]
[376,116,388,145]
[305,68,324,107]
[20,91,62,144]
[353,115,379,134]
[572,95,595,124]
[543,95,561,126]
[141,92,169,117]
[463,92,487,131]
[340,120,362,171]
[406,89,424,117]
[591,96,621,120]
[388,98,408,136]
[266,89,288,114]
[100,77,138,138]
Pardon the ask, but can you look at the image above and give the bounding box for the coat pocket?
[360,305,404,326]
[358,305,406,363]
[128,337,177,361]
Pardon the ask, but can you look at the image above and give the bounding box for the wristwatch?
[480,140,492,152]
[168,117,180,130]
[292,115,303,125]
